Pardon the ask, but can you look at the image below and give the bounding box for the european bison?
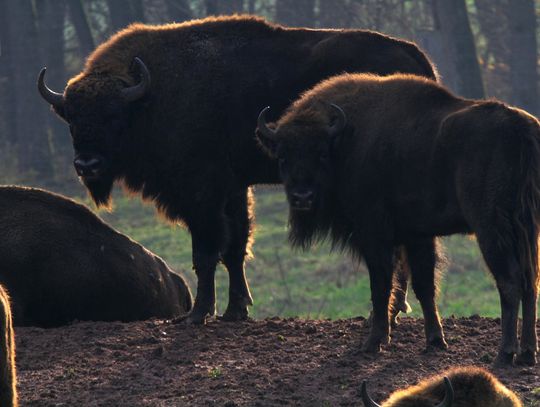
[361,367,522,407]
[256,73,540,365]
[0,285,16,407]
[38,15,437,324]
[0,186,191,327]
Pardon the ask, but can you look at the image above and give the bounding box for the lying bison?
[0,186,191,327]
[361,366,522,406]
[38,15,437,324]
[256,73,540,365]
[0,285,17,407]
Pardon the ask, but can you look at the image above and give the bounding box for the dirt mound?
[16,317,539,406]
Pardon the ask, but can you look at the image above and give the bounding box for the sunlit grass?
[53,185,518,320]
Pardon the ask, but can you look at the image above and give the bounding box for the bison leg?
[517,284,538,365]
[221,188,254,321]
[406,238,447,350]
[389,248,412,327]
[180,213,225,324]
[362,244,394,353]
[476,235,521,366]
[365,252,410,329]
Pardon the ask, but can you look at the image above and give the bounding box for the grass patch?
[33,184,534,319]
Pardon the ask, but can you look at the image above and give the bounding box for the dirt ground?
[15,316,540,406]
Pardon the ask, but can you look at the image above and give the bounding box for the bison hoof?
[220,307,249,322]
[515,350,537,366]
[172,308,214,325]
[425,336,448,352]
[361,335,388,353]
[493,351,515,367]
[427,336,448,350]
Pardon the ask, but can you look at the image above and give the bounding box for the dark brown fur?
[0,285,16,407]
[40,15,438,324]
[0,186,191,327]
[257,73,540,365]
[374,367,522,407]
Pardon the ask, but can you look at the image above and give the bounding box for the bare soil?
[16,317,540,406]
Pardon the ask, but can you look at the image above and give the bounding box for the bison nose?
[74,156,104,179]
[291,190,314,210]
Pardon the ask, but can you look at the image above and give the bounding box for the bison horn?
[257,106,278,140]
[361,381,382,407]
[121,57,151,102]
[328,103,346,137]
[435,377,454,407]
[37,67,64,108]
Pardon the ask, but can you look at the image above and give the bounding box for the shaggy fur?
[369,367,522,407]
[0,285,16,407]
[39,15,437,324]
[0,186,191,327]
[257,73,540,365]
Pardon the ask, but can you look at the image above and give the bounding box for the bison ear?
[256,106,279,157]
[255,126,278,157]
[52,104,68,122]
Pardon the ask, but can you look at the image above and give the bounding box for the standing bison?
[0,285,17,407]
[0,186,191,327]
[38,15,437,324]
[256,73,540,365]
[361,367,522,406]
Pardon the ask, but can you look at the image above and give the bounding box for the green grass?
[64,185,514,320]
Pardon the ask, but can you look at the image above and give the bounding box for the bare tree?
[164,0,192,21]
[37,0,72,173]
[508,0,538,115]
[67,0,95,58]
[275,0,315,27]
[318,0,351,28]
[433,0,484,98]
[3,0,53,176]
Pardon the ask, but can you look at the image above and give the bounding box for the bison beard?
[259,73,540,365]
[83,174,115,208]
[37,15,438,325]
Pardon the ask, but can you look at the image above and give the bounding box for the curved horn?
[327,103,346,137]
[435,377,454,407]
[37,67,64,108]
[257,106,278,140]
[361,381,382,407]
[121,57,151,102]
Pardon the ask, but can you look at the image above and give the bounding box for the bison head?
[256,102,346,213]
[38,57,151,207]
[361,377,454,407]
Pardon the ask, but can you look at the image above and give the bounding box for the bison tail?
[514,126,540,294]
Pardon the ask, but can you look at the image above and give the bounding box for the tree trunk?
[473,0,510,100]
[4,0,53,176]
[164,0,192,22]
[433,0,484,99]
[67,0,95,58]
[106,0,134,31]
[508,0,537,115]
[129,0,145,22]
[247,0,255,14]
[37,0,72,176]
[0,0,17,145]
[205,0,218,15]
[275,0,315,27]
[318,0,350,28]
[217,0,244,14]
